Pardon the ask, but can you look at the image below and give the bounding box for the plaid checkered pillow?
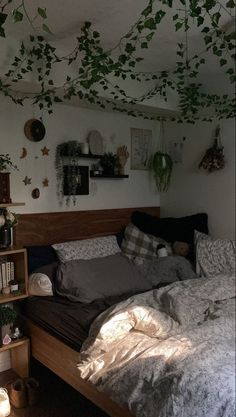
[121,223,171,260]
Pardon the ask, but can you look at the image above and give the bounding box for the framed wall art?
[130,128,152,170]
[63,165,89,195]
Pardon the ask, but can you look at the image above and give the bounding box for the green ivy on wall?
[0,0,235,122]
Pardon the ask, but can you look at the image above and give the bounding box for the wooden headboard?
[15,207,160,246]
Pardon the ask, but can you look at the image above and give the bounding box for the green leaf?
[0,12,7,25]
[226,0,235,8]
[38,7,47,19]
[141,4,152,17]
[220,59,227,66]
[42,24,52,34]
[175,21,183,31]
[197,16,204,26]
[12,9,23,23]
[146,31,155,41]
[144,18,156,30]
[141,42,148,48]
[155,10,166,24]
[173,14,178,21]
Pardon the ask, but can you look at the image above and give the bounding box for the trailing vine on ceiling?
[0,0,235,122]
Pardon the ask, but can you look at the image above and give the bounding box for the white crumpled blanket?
[78,275,236,417]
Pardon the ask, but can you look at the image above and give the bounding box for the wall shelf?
[0,203,25,208]
[90,172,129,179]
[62,153,103,159]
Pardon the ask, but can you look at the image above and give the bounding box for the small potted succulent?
[99,152,118,175]
[0,306,17,346]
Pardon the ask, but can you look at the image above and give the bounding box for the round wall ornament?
[24,119,46,142]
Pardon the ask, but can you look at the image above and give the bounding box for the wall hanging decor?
[24,119,46,142]
[22,175,31,186]
[63,166,89,198]
[31,188,40,199]
[0,1,235,122]
[199,125,225,173]
[19,147,27,159]
[55,141,85,205]
[87,131,104,155]
[151,121,173,192]
[131,128,152,170]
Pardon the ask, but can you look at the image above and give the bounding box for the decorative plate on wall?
[24,119,46,142]
[88,130,104,155]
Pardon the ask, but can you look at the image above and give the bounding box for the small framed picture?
[130,128,152,170]
[63,165,89,195]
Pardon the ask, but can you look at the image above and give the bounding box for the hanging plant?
[199,125,225,173]
[0,1,235,122]
[152,151,173,192]
[55,141,81,206]
[151,120,173,192]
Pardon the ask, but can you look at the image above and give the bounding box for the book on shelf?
[0,260,15,290]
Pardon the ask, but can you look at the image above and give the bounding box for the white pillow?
[29,273,53,296]
[52,235,121,262]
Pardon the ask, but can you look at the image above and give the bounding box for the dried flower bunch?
[199,126,225,173]
[0,209,18,228]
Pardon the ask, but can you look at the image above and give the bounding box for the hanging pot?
[152,151,173,192]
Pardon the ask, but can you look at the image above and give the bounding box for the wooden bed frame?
[17,207,160,417]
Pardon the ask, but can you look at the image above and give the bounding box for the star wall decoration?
[42,177,49,187]
[41,146,50,156]
[22,176,32,186]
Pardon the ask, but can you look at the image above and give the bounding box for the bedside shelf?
[90,172,129,179]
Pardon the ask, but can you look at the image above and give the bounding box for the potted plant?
[151,151,173,192]
[0,154,18,204]
[0,306,17,346]
[0,209,18,248]
[99,152,118,175]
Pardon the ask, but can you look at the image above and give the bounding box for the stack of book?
[0,261,14,290]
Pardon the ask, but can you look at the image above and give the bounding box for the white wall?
[0,96,160,213]
[161,119,235,239]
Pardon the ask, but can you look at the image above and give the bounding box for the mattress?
[23,293,134,351]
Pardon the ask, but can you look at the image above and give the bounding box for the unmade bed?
[16,207,235,417]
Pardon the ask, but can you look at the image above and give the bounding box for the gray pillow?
[56,253,151,303]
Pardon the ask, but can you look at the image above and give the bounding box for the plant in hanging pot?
[0,306,17,346]
[99,152,118,175]
[151,151,173,192]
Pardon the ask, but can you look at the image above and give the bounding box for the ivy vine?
[0,0,235,122]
